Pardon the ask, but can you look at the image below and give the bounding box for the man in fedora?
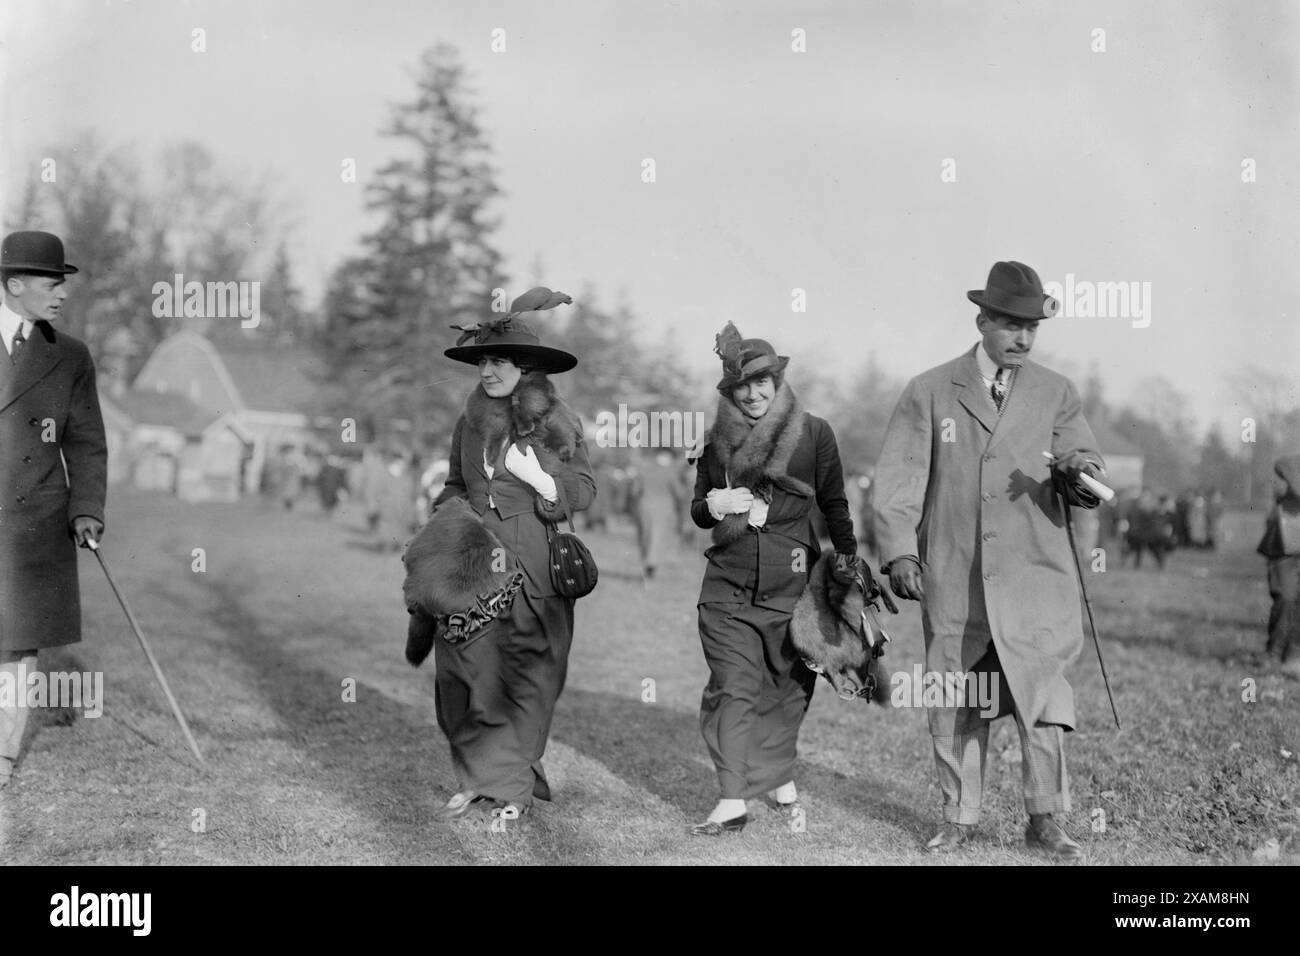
[0,230,107,787]
[873,260,1104,859]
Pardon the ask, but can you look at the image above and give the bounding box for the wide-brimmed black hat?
[444,287,578,374]
[713,321,790,393]
[1,231,79,275]
[967,260,1057,320]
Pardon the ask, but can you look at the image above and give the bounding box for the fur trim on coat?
[462,372,584,471]
[708,380,810,546]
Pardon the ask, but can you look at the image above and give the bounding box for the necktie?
[991,368,1008,413]
[10,327,25,366]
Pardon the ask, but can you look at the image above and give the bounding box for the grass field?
[1,489,1296,865]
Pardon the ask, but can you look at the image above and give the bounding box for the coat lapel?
[0,322,62,415]
[952,345,997,436]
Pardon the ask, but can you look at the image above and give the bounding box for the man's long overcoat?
[0,321,107,651]
[873,345,1102,735]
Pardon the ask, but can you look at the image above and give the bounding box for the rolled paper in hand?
[1041,451,1115,502]
[1077,470,1115,502]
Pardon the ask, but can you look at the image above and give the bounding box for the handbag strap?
[550,479,577,534]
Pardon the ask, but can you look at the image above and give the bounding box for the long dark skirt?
[433,589,575,805]
[698,601,817,800]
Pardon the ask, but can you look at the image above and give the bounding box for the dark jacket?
[432,387,595,600]
[0,321,107,650]
[692,388,854,612]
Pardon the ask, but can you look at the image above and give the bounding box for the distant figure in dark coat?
[1258,455,1300,675]
[630,449,681,579]
[0,232,106,788]
[1126,489,1174,569]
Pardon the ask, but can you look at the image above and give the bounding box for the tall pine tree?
[320,44,506,447]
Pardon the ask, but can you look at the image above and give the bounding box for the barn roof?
[111,389,221,437]
[207,335,325,416]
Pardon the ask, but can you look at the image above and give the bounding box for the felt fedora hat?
[967,260,1057,320]
[713,321,790,393]
[444,286,578,374]
[1,231,79,275]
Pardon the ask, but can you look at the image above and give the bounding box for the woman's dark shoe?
[435,790,484,822]
[690,814,748,836]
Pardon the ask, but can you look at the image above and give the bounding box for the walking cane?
[1044,454,1122,730]
[85,539,207,767]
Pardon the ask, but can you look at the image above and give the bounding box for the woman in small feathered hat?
[413,287,595,827]
[688,322,872,834]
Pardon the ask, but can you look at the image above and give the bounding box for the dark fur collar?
[462,372,583,468]
[709,381,810,545]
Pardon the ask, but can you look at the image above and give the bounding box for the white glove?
[747,496,769,528]
[504,443,558,502]
[706,486,754,520]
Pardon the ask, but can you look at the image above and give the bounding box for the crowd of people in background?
[1101,486,1225,570]
[259,442,448,551]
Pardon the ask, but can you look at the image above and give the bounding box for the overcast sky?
[2,0,1296,437]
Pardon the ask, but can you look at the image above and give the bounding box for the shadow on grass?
[552,687,932,837]
[195,575,484,862]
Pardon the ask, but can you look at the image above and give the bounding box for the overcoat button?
[982,492,993,501]
[28,418,39,426]
[22,456,32,463]
[16,496,25,503]
[983,531,996,540]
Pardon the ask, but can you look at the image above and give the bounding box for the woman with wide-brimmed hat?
[423,287,595,826]
[688,322,868,834]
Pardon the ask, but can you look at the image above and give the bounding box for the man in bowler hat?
[873,261,1104,859]
[0,231,107,787]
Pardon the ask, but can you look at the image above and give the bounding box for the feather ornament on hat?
[714,321,746,382]
[449,287,574,346]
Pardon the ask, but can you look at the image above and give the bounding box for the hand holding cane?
[85,538,207,767]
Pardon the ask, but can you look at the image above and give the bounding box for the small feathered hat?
[444,286,578,373]
[713,321,789,393]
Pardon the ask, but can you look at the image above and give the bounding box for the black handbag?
[546,486,598,599]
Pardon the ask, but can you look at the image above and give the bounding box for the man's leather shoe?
[924,822,974,853]
[690,814,748,836]
[1025,814,1082,859]
[435,790,484,821]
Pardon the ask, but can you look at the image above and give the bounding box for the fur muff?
[790,549,889,703]
[463,371,584,471]
[708,380,811,546]
[401,497,520,666]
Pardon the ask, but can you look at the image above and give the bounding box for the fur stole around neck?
[462,372,583,470]
[708,381,811,545]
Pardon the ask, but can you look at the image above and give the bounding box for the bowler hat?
[444,286,578,373]
[713,321,790,393]
[1,231,79,275]
[967,260,1056,320]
